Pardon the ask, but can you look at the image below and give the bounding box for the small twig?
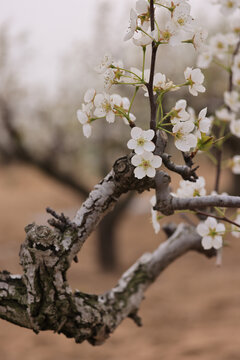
[147,0,158,133]
[194,209,240,228]
[162,153,199,181]
[46,207,78,233]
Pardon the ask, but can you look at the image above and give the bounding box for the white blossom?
[215,108,236,122]
[94,93,121,123]
[197,217,225,250]
[84,88,96,103]
[127,127,155,154]
[231,155,240,174]
[150,195,161,234]
[184,67,205,96]
[170,99,190,124]
[124,9,138,41]
[197,49,213,69]
[136,0,149,15]
[209,34,229,60]
[176,176,206,198]
[230,119,240,137]
[95,54,113,74]
[224,91,240,112]
[131,151,162,179]
[77,104,93,138]
[132,29,153,46]
[173,120,197,151]
[191,27,208,50]
[194,107,212,138]
[231,214,240,238]
[219,0,240,16]
[172,2,194,31]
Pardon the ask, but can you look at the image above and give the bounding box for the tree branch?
[0,224,215,345]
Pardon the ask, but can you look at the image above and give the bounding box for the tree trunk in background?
[97,193,134,271]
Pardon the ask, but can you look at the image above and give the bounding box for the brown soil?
[0,163,240,360]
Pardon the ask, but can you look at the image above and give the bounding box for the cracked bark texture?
[0,154,239,346]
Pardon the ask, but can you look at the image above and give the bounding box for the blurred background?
[0,1,240,359]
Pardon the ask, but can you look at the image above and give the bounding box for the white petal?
[143,141,155,152]
[135,145,145,155]
[106,111,115,123]
[77,110,88,124]
[197,223,209,237]
[146,167,156,178]
[212,236,223,250]
[198,107,207,120]
[127,139,137,150]
[216,223,226,234]
[94,108,106,117]
[144,129,155,140]
[205,217,218,229]
[202,236,213,250]
[131,154,141,166]
[83,124,92,138]
[94,94,105,107]
[131,126,142,139]
[84,88,96,103]
[150,155,162,168]
[134,166,146,179]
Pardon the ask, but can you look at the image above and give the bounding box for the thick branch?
[0,224,215,345]
[155,194,240,214]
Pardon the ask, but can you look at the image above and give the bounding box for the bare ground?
[0,163,240,360]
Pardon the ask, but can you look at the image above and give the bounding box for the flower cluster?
[127,127,162,179]
[124,0,207,51]
[197,217,226,250]
[169,98,211,152]
[95,54,125,89]
[77,89,136,137]
[175,176,206,198]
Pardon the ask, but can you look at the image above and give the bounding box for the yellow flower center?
[141,160,150,170]
[137,137,145,146]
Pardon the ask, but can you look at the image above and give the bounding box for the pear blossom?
[224,91,240,112]
[150,195,161,234]
[127,127,155,154]
[94,93,122,123]
[131,151,162,179]
[170,99,190,124]
[176,176,206,198]
[154,21,183,47]
[95,54,113,74]
[194,107,212,138]
[197,49,213,69]
[136,0,149,15]
[219,0,240,16]
[231,214,240,238]
[209,34,229,59]
[191,27,208,50]
[197,217,225,250]
[184,67,205,96]
[84,88,96,103]
[231,155,240,174]
[173,120,197,151]
[77,105,92,138]
[216,108,236,122]
[231,18,240,35]
[172,2,194,31]
[132,30,153,46]
[124,9,138,41]
[230,119,240,137]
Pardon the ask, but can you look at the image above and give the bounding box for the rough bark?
[0,223,215,345]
